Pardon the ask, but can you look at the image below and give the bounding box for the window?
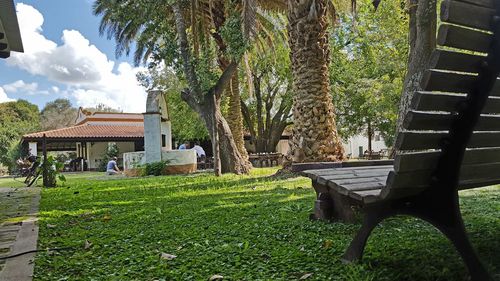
[162,134,166,147]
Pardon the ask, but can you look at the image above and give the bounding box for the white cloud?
[6,3,147,112]
[0,88,15,103]
[3,80,38,93]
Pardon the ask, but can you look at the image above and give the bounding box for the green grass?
[33,168,500,280]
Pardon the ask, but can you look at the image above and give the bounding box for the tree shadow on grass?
[36,175,500,281]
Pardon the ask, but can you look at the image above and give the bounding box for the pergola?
[0,0,23,58]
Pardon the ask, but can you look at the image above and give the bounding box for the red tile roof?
[23,124,144,141]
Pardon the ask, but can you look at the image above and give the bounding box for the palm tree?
[254,0,353,163]
[286,0,346,163]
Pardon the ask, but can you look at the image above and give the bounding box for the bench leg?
[341,192,492,281]
[312,192,333,221]
[311,181,357,222]
[342,205,389,263]
[414,193,493,281]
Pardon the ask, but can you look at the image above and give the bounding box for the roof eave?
[0,0,24,56]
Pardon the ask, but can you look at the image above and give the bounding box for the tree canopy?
[0,100,40,168]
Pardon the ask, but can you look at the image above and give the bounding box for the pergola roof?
[23,124,144,142]
[0,0,24,58]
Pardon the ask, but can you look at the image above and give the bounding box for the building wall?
[87,141,136,169]
[244,133,388,159]
[343,134,387,158]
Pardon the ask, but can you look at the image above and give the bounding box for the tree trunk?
[181,91,251,174]
[211,94,221,176]
[173,1,250,175]
[396,0,437,134]
[227,74,249,161]
[287,0,344,163]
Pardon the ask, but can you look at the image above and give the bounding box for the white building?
[22,108,145,170]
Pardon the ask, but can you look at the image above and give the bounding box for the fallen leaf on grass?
[209,274,223,280]
[102,214,111,222]
[300,273,313,279]
[84,240,92,250]
[160,253,177,260]
[323,239,333,249]
[47,224,57,228]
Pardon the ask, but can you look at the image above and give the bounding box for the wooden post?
[42,134,48,187]
[212,95,221,176]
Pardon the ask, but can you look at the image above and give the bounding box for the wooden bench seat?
[301,1,499,280]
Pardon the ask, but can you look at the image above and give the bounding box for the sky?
[0,0,148,112]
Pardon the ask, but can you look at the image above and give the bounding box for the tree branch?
[212,61,239,99]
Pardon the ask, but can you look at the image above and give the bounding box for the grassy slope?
[33,168,499,281]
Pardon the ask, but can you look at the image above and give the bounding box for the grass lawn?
[33,168,499,280]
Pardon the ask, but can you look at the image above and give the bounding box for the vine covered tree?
[93,0,251,174]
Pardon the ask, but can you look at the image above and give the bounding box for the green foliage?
[33,169,499,280]
[40,155,66,187]
[220,11,249,60]
[330,0,409,147]
[98,143,120,172]
[0,100,40,170]
[143,161,169,176]
[40,98,78,131]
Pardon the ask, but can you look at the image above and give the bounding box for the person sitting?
[178,141,190,150]
[192,142,206,158]
[106,157,121,175]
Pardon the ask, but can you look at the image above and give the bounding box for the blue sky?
[0,0,147,112]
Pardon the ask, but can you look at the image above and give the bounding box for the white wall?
[343,133,387,158]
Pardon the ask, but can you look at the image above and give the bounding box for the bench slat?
[396,131,500,150]
[430,49,486,73]
[315,168,392,185]
[437,24,492,53]
[411,92,500,114]
[349,189,382,205]
[422,70,500,95]
[327,180,385,196]
[302,165,392,180]
[457,0,495,8]
[395,147,500,172]
[441,0,494,31]
[384,162,500,199]
[404,111,500,131]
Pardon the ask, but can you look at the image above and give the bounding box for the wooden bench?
[302,1,499,280]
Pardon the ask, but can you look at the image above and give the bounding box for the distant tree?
[330,0,409,148]
[0,100,40,170]
[40,99,78,130]
[84,103,122,113]
[241,43,292,153]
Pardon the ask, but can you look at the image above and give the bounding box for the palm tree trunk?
[227,74,249,161]
[287,0,344,163]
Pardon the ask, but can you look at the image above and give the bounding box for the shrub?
[40,155,66,187]
[144,161,168,176]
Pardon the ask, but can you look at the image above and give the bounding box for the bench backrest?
[381,0,500,200]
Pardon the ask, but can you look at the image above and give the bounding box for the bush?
[40,155,66,187]
[144,161,168,176]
